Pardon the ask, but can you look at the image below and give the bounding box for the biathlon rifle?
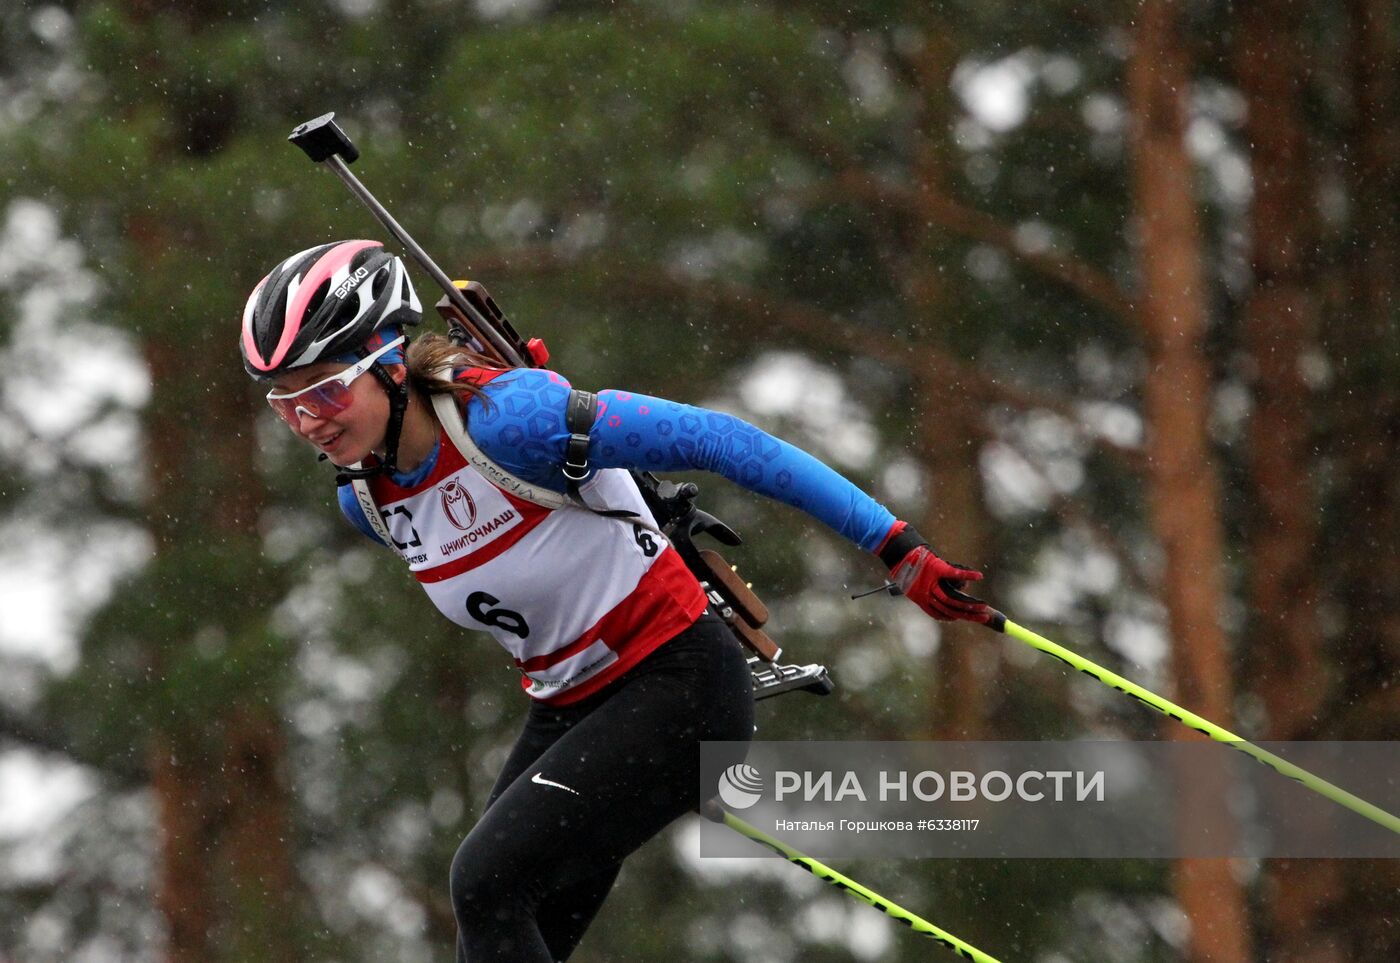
[288,112,831,702]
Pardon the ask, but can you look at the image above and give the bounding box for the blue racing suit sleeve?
[464,368,898,552]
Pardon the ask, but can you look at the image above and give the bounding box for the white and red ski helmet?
[240,239,421,379]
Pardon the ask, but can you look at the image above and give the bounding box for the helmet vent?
[305,278,331,319]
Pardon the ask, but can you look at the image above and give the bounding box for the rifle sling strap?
[348,386,647,549]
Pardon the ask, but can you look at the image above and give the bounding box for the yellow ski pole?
[701,800,1005,962]
[975,606,1400,835]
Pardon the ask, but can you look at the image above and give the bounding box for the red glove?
[878,522,991,624]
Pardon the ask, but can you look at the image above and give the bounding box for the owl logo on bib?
[440,479,478,530]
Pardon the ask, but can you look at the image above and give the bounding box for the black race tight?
[451,613,754,962]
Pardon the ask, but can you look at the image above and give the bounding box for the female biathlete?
[239,239,991,962]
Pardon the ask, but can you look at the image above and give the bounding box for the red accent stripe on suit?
[520,549,706,704]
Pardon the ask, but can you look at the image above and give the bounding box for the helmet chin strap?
[330,363,411,486]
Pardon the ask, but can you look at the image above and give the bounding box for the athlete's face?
[269,361,404,465]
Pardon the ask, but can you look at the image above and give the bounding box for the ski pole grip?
[938,580,1007,631]
[937,579,981,605]
[289,112,359,164]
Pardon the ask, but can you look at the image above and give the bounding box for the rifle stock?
[435,280,545,368]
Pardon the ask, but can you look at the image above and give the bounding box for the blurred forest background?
[1,0,1396,960]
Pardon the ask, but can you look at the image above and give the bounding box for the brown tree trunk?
[1329,0,1400,959]
[126,53,299,948]
[1235,0,1328,742]
[1234,3,1344,961]
[1127,3,1253,961]
[905,31,999,741]
[221,709,300,963]
[143,309,300,963]
[150,734,218,963]
[142,334,220,963]
[915,376,996,740]
[1336,0,1400,696]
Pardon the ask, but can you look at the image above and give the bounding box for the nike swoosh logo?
[531,772,580,795]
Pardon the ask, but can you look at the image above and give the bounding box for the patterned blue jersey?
[340,367,897,552]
